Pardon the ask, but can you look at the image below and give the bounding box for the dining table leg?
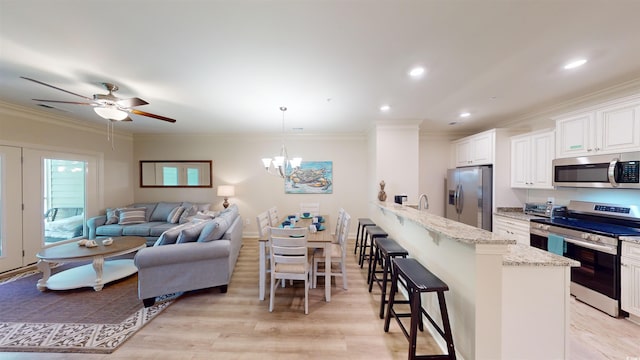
[259,241,266,301]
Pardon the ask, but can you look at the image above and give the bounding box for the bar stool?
[355,218,376,256]
[368,237,409,319]
[384,258,456,360]
[359,225,387,269]
[364,226,388,280]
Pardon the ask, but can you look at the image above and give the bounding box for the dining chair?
[269,226,311,314]
[299,202,320,216]
[268,206,279,227]
[313,212,351,290]
[256,210,272,271]
[332,208,346,243]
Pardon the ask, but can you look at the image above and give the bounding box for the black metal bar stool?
[368,237,409,319]
[360,226,387,271]
[355,218,376,256]
[384,258,456,360]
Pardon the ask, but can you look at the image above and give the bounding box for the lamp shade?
[217,185,235,197]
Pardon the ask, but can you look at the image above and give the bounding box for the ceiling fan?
[21,76,176,123]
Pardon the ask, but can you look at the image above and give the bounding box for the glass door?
[22,149,98,265]
[0,145,23,273]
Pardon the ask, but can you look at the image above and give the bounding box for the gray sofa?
[87,201,212,246]
[134,204,243,307]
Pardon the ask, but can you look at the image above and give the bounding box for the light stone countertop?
[503,244,580,267]
[377,202,577,267]
[494,208,544,222]
[376,202,516,246]
[621,236,640,244]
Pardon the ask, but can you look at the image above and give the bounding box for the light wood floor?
[3,238,639,359]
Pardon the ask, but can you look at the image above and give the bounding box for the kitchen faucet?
[418,193,429,210]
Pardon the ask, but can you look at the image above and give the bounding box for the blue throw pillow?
[176,225,202,243]
[197,221,221,242]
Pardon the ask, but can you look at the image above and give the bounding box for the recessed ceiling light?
[408,67,425,78]
[459,112,471,118]
[564,59,587,70]
[380,105,391,112]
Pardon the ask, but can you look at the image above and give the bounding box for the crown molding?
[0,101,133,140]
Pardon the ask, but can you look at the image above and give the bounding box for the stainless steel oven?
[530,201,640,317]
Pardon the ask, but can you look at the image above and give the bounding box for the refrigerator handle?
[455,184,462,214]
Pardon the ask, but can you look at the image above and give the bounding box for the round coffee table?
[36,236,146,291]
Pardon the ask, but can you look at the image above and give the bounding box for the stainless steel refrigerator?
[445,166,493,231]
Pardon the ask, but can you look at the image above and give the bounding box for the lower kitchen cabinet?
[493,215,530,245]
[621,241,640,321]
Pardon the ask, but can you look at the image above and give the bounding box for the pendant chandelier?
[261,106,302,177]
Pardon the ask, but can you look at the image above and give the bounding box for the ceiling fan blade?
[21,77,94,101]
[33,99,95,106]
[117,97,148,108]
[130,109,176,123]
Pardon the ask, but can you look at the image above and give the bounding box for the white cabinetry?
[621,241,640,321]
[555,96,640,158]
[454,130,494,166]
[511,129,554,189]
[493,215,530,245]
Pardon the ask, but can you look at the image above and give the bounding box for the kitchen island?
[372,202,578,360]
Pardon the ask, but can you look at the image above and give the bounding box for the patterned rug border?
[0,267,177,354]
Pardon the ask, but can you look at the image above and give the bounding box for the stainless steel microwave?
[552,151,640,188]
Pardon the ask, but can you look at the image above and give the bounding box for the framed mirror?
[140,160,212,188]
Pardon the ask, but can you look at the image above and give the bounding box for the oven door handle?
[563,237,617,255]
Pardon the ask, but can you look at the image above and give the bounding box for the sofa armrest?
[87,215,107,239]
[134,240,231,269]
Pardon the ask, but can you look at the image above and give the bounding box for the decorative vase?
[378,180,387,201]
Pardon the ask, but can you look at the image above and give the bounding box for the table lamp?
[217,185,235,209]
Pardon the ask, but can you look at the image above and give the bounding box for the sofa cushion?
[197,220,221,242]
[155,224,189,246]
[181,202,212,212]
[149,222,179,237]
[118,208,146,225]
[121,223,156,237]
[151,202,182,222]
[131,203,158,222]
[96,224,124,237]
[105,208,119,225]
[199,217,229,242]
[167,206,185,224]
[179,205,197,224]
[176,220,210,244]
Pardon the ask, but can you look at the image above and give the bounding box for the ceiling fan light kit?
[93,106,128,121]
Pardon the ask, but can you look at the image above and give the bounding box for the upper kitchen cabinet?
[555,95,640,158]
[453,129,495,166]
[511,129,555,189]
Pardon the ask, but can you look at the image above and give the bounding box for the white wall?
[133,132,369,237]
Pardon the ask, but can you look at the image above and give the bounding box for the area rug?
[0,262,178,354]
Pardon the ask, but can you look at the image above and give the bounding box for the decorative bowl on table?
[302,212,311,218]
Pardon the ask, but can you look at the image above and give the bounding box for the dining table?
[258,214,333,302]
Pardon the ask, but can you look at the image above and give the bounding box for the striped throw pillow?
[167,206,185,224]
[118,207,146,225]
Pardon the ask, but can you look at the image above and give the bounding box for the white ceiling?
[2,0,640,135]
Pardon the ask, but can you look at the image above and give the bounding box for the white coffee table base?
[38,259,137,291]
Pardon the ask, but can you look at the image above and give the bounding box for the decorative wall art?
[285,161,333,194]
